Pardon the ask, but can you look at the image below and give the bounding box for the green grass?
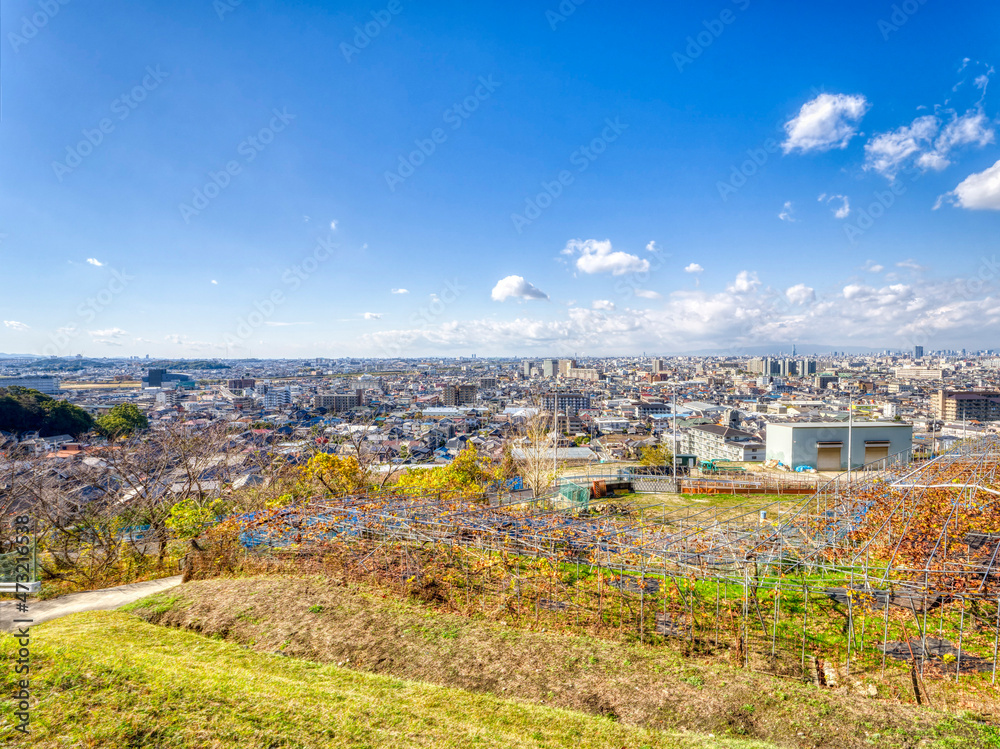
[119,591,186,615]
[0,611,775,748]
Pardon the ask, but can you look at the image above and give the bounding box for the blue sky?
[2,0,1000,358]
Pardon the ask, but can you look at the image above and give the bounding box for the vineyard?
[223,437,1000,692]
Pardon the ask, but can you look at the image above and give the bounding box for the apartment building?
[684,424,765,462]
[931,389,1000,422]
[566,367,601,381]
[542,392,591,415]
[0,376,61,395]
[314,390,366,412]
[894,367,945,380]
[442,384,477,406]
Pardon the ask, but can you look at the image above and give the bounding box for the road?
[0,575,183,632]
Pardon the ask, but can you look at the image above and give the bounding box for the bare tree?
[510,409,556,497]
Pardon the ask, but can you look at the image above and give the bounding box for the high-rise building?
[541,359,560,378]
[558,359,576,377]
[914,345,924,359]
[146,368,166,388]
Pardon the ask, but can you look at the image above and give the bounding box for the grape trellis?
[230,436,1000,686]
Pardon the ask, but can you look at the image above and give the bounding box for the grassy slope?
[0,611,771,749]
[123,577,1000,749]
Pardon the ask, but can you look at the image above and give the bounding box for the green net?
[557,482,590,512]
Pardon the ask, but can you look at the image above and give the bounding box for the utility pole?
[672,385,678,477]
[553,392,558,479]
[847,391,853,484]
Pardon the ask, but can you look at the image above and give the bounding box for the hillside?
[0,386,94,437]
[0,611,770,749]
[122,576,1000,749]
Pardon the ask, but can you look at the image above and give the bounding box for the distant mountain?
[0,353,42,359]
[680,343,883,357]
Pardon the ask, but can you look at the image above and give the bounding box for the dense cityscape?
[3,349,999,471]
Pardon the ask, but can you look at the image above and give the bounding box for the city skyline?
[2,0,1000,358]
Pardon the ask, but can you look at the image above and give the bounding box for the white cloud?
[896,259,926,271]
[86,258,104,267]
[940,158,1000,210]
[491,275,549,302]
[391,288,409,294]
[361,272,1000,356]
[928,109,994,163]
[786,283,815,305]
[865,109,994,178]
[727,271,760,294]
[3,320,28,331]
[561,239,649,276]
[782,93,869,154]
[778,201,796,222]
[864,115,938,178]
[819,193,850,218]
[635,290,662,299]
[362,312,383,320]
[591,300,616,311]
[862,260,885,273]
[330,220,338,230]
[89,328,128,338]
[645,240,660,253]
[211,279,218,285]
[264,321,313,327]
[684,263,704,274]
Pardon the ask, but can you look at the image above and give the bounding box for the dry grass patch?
[126,576,1000,748]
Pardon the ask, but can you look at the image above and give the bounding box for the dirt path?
[0,575,183,632]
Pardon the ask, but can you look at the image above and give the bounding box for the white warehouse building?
[765,422,913,471]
